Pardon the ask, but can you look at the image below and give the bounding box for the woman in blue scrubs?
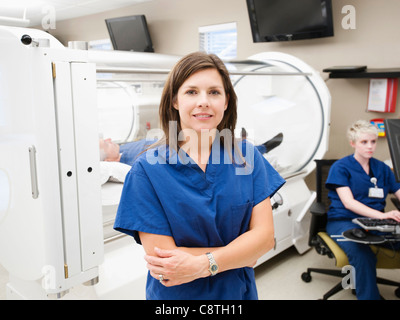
[326,120,400,300]
[114,52,285,300]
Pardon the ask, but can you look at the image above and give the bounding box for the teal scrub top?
[114,140,285,300]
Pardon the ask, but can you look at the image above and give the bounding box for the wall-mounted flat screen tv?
[105,15,154,52]
[246,0,334,42]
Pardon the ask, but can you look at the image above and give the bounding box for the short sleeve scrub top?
[114,141,285,300]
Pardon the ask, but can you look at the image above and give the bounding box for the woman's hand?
[144,247,209,287]
[383,210,400,222]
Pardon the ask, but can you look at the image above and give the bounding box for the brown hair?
[158,51,238,148]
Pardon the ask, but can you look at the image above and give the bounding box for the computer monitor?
[246,0,334,42]
[105,15,154,52]
[384,119,400,182]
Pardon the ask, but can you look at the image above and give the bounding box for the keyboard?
[352,218,400,233]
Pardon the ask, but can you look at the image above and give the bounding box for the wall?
[43,0,400,189]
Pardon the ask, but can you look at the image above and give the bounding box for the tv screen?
[246,0,334,42]
[384,119,400,182]
[105,15,154,52]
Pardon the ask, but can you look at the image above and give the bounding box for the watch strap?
[206,252,218,276]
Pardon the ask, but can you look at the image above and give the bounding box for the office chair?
[301,159,400,300]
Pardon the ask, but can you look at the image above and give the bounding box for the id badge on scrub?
[369,187,384,198]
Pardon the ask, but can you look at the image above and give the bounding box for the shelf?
[325,68,400,79]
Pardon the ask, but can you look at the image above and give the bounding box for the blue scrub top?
[114,140,285,300]
[119,139,156,166]
[326,155,400,220]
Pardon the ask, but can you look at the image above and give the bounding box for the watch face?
[211,264,218,273]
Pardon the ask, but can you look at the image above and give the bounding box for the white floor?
[1,246,399,300]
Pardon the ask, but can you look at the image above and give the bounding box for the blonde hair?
[347,120,378,143]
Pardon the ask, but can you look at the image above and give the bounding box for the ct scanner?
[0,26,330,299]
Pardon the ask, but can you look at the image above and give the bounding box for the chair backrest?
[308,159,337,246]
[315,159,337,204]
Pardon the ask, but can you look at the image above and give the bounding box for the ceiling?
[0,0,153,27]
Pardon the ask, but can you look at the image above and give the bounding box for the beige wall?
[42,0,400,183]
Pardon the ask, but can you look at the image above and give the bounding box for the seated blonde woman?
[325,120,400,300]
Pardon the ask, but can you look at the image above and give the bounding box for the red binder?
[367,78,398,113]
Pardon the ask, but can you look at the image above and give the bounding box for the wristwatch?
[206,252,218,276]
